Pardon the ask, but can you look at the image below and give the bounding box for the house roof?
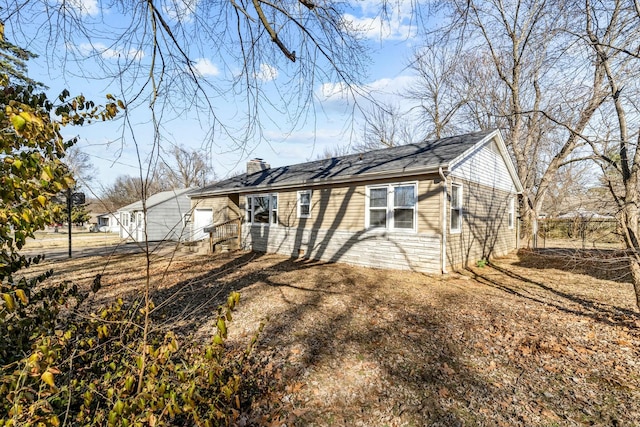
[117,188,192,212]
[190,129,518,197]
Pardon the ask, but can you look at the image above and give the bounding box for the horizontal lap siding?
[417,178,441,235]
[146,196,192,241]
[450,138,516,193]
[446,137,519,270]
[237,176,443,273]
[278,185,365,231]
[447,179,517,269]
[264,178,441,234]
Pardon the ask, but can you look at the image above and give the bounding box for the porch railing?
[204,218,241,253]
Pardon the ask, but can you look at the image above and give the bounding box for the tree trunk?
[628,256,640,310]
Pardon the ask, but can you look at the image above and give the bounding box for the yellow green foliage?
[1,286,253,427]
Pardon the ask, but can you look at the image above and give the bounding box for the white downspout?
[439,167,448,274]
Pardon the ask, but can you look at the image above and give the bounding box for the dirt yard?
[26,247,640,426]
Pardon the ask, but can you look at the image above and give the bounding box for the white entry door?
[192,209,213,241]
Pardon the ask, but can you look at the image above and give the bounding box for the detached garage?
[117,188,193,242]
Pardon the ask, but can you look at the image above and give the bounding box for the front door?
[192,209,213,241]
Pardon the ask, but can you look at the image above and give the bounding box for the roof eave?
[189,165,447,198]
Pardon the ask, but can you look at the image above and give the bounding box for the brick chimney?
[246,158,270,175]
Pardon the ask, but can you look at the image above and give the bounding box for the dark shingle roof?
[190,130,494,197]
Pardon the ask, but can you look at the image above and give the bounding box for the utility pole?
[67,187,72,258]
[66,190,85,258]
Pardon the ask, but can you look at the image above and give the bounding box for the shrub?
[0,284,256,427]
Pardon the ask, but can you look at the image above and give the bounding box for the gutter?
[439,166,448,274]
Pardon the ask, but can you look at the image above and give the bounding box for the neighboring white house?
[95,213,120,233]
[117,188,193,242]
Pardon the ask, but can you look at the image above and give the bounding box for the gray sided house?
[117,188,193,242]
[188,130,524,273]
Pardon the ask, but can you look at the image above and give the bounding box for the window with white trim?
[366,183,417,230]
[508,197,515,229]
[121,212,129,227]
[450,183,462,233]
[246,194,278,225]
[297,190,312,218]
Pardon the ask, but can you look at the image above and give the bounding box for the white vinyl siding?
[450,138,516,193]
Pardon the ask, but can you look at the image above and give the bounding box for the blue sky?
[8,0,428,195]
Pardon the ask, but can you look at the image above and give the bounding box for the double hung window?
[246,194,278,225]
[369,187,388,227]
[297,190,312,218]
[450,183,462,233]
[508,197,515,229]
[366,183,417,230]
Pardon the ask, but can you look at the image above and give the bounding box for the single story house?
[117,188,193,242]
[94,213,119,233]
[188,129,523,273]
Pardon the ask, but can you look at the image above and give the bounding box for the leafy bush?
[1,283,257,427]
[1,35,258,427]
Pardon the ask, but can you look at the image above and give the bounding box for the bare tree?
[405,43,469,139]
[541,163,595,218]
[63,145,97,189]
[313,144,352,160]
[412,0,609,243]
[358,102,416,151]
[4,0,377,149]
[100,174,168,211]
[158,146,213,188]
[416,0,640,308]
[577,0,640,308]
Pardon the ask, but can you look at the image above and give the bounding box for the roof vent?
[247,158,270,175]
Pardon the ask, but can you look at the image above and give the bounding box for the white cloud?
[163,0,198,22]
[78,43,145,61]
[192,58,220,77]
[367,75,417,94]
[318,75,417,104]
[343,0,416,41]
[255,63,278,82]
[260,128,357,163]
[61,0,100,16]
[318,81,354,103]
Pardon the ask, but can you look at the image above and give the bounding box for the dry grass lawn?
[25,247,640,426]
